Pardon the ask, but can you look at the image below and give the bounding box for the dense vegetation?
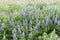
[0,2,60,40]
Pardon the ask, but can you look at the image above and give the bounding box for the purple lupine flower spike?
[22,32,25,38]
[45,16,50,27]
[0,21,2,27]
[54,15,58,25]
[12,28,16,34]
[52,16,55,24]
[13,34,17,40]
[30,20,32,25]
[17,25,21,34]
[9,21,14,27]
[42,20,45,25]
[34,22,40,31]
[18,28,21,34]
[0,27,3,32]
[29,32,32,38]
[36,18,39,24]
[57,21,60,26]
[23,20,28,29]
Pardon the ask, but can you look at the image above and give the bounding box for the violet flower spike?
[9,21,14,27]
[22,32,25,38]
[0,27,3,32]
[54,16,58,25]
[23,20,28,29]
[34,22,40,31]
[36,18,39,24]
[29,32,32,38]
[12,28,16,34]
[18,28,21,34]
[0,21,2,27]
[13,34,17,40]
[45,16,50,27]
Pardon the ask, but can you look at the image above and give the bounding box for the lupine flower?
[34,15,36,19]
[29,32,32,38]
[45,16,50,30]
[23,13,26,17]
[18,25,21,34]
[57,21,60,26]
[52,16,55,24]
[0,21,2,27]
[23,20,28,29]
[23,8,27,13]
[12,28,16,34]
[9,21,14,27]
[45,16,50,27]
[54,15,58,25]
[0,27,3,32]
[13,34,17,40]
[22,32,25,38]
[18,28,21,34]
[36,18,39,24]
[40,16,43,21]
[18,12,22,16]
[30,20,32,25]
[34,22,40,31]
[42,20,45,25]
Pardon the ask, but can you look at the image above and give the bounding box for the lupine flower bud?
[36,18,39,24]
[22,32,25,38]
[30,20,32,25]
[45,16,50,27]
[23,8,27,13]
[34,22,40,31]
[0,21,2,27]
[29,32,32,38]
[18,28,21,34]
[54,16,58,25]
[13,34,17,40]
[23,20,27,29]
[41,20,45,25]
[12,28,16,34]
[52,16,55,24]
[57,21,60,26]
[9,21,14,27]
[0,27,3,32]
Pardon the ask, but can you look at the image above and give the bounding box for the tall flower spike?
[13,34,17,40]
[0,21,2,27]
[36,18,39,24]
[54,15,58,25]
[57,21,60,26]
[42,20,45,25]
[18,28,21,34]
[30,20,32,25]
[9,21,14,27]
[34,22,40,31]
[22,32,25,38]
[29,32,32,38]
[12,28,16,34]
[0,27,3,32]
[23,20,27,29]
[45,16,50,27]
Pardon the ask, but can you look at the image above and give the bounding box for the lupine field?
[0,0,60,40]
